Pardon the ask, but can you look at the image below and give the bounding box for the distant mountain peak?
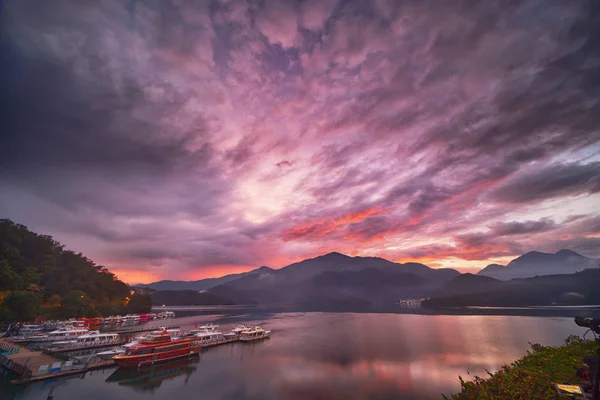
[452,273,499,283]
[520,250,546,257]
[555,249,584,257]
[319,251,351,259]
[478,249,597,280]
[511,249,587,264]
[255,266,274,272]
[477,263,506,274]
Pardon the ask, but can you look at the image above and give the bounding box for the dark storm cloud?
[489,218,558,236]
[0,6,216,172]
[407,185,453,215]
[316,0,600,212]
[491,162,600,203]
[0,0,232,222]
[573,215,600,234]
[0,61,212,175]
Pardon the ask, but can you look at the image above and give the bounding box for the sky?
[1,0,599,284]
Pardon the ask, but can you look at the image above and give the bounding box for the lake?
[0,310,592,400]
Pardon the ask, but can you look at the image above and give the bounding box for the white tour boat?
[13,327,90,343]
[191,330,224,345]
[51,332,120,349]
[238,326,271,342]
[17,324,44,335]
[231,324,249,334]
[123,314,141,323]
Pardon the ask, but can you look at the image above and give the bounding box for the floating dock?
[9,360,116,385]
[1,338,61,379]
[199,336,240,348]
[45,340,128,354]
[113,324,180,335]
[2,329,268,385]
[12,324,181,344]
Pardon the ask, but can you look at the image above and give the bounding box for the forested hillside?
[0,219,149,321]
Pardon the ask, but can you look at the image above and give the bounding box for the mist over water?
[0,311,588,400]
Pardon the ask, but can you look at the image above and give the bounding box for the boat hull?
[239,332,270,342]
[113,348,199,368]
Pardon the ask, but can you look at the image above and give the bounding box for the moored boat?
[17,324,44,336]
[121,328,180,350]
[188,330,224,345]
[156,311,176,319]
[81,317,103,327]
[186,323,218,336]
[51,331,121,349]
[12,326,90,343]
[112,332,199,368]
[124,314,141,323]
[139,313,152,322]
[97,348,126,360]
[45,327,91,341]
[231,324,249,334]
[238,326,270,342]
[105,357,198,390]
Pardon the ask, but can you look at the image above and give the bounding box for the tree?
[58,290,96,318]
[26,283,41,293]
[0,260,23,291]
[0,219,132,321]
[0,290,8,302]
[125,294,152,314]
[48,294,61,307]
[4,291,41,321]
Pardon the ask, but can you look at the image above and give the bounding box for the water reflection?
[1,313,585,400]
[105,357,199,393]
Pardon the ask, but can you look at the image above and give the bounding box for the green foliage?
[0,219,132,321]
[55,290,91,318]
[444,336,594,400]
[0,260,23,290]
[97,301,124,317]
[3,291,42,321]
[47,294,61,307]
[125,294,152,314]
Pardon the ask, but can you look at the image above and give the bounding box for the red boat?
[139,313,152,322]
[112,332,200,368]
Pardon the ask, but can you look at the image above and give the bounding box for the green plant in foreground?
[444,335,593,400]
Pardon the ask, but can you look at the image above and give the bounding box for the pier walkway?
[0,338,118,385]
[1,338,57,379]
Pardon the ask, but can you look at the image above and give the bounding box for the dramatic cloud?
[489,219,558,237]
[1,0,599,282]
[490,162,600,204]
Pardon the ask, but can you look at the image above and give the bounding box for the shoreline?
[444,336,594,399]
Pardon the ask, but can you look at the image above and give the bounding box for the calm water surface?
[0,312,587,400]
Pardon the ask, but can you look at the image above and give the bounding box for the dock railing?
[0,353,32,378]
[0,338,20,354]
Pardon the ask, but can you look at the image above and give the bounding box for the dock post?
[47,383,56,400]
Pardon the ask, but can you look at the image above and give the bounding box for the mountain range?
[137,249,599,308]
[477,249,598,280]
[422,268,600,308]
[202,252,460,306]
[135,266,274,291]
